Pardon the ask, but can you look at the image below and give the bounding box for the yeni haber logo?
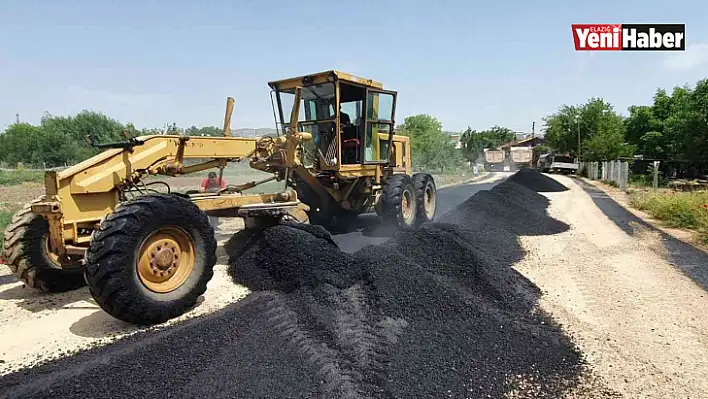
[572,24,685,51]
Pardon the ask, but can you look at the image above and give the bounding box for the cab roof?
[267,70,384,91]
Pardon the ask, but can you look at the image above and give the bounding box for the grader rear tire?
[412,173,437,226]
[84,194,217,325]
[2,202,85,292]
[379,174,418,230]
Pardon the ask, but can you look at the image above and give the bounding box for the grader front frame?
[2,88,313,325]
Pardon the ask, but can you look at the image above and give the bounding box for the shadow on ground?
[0,273,18,286]
[0,278,208,340]
[573,178,708,292]
[0,285,93,313]
[68,296,206,339]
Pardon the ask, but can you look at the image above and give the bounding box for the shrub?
[630,191,708,243]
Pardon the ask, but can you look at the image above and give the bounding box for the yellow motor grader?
[2,70,437,325]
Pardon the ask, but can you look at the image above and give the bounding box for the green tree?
[40,111,127,163]
[0,123,44,166]
[622,80,708,162]
[397,114,463,172]
[0,110,270,169]
[625,106,661,144]
[185,125,224,137]
[543,104,581,155]
[397,114,443,156]
[543,98,631,161]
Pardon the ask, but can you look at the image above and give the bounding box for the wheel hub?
[153,246,176,270]
[137,227,195,293]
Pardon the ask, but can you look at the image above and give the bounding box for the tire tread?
[84,193,216,325]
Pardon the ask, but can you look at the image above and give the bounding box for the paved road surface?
[330,172,509,252]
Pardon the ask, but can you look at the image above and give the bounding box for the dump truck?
[508,147,533,168]
[2,70,437,325]
[483,149,505,171]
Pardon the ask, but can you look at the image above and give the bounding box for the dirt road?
[0,173,507,378]
[1,171,707,398]
[515,174,708,398]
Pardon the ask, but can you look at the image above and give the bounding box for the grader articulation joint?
[2,70,437,325]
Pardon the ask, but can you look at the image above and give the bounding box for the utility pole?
[577,117,581,163]
[531,121,535,138]
[15,113,19,124]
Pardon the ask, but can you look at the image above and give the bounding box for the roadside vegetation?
[0,170,44,186]
[630,190,708,244]
[542,77,708,165]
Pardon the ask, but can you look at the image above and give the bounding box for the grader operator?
[2,70,437,325]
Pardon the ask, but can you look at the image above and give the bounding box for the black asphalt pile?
[439,180,570,237]
[218,175,583,397]
[225,223,362,291]
[508,167,570,192]
[0,171,608,399]
[490,180,551,215]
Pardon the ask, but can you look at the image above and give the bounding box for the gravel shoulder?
[514,173,708,398]
[578,177,708,252]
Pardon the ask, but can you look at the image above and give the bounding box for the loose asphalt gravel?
[0,170,610,398]
[507,168,570,193]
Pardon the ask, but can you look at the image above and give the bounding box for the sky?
[1,0,707,134]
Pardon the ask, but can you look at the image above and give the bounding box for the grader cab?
[268,71,437,228]
[1,70,437,326]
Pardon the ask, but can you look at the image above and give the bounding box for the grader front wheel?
[84,194,217,325]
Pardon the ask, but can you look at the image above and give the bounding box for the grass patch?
[0,170,44,186]
[629,174,669,188]
[630,190,708,243]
